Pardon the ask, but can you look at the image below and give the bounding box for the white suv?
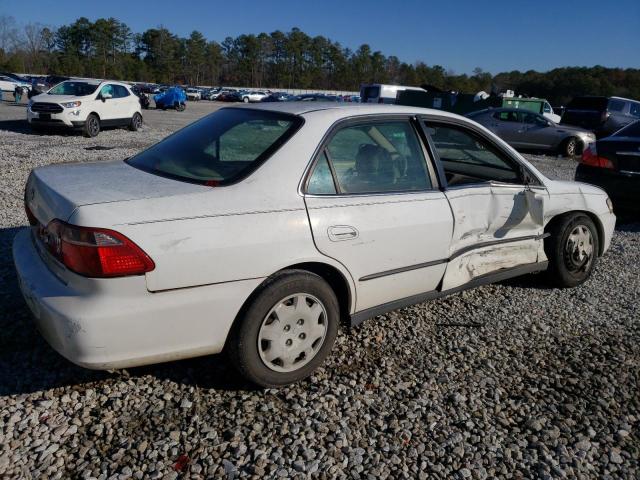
[27,80,143,137]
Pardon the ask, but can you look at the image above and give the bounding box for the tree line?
[1,15,638,105]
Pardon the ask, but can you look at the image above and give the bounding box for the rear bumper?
[576,164,640,210]
[12,228,262,369]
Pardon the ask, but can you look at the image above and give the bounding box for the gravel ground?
[0,100,638,479]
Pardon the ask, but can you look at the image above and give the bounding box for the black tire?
[544,213,599,288]
[128,112,143,131]
[227,270,340,388]
[562,137,578,157]
[83,114,100,138]
[175,102,186,112]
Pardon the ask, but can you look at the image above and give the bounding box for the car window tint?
[127,109,302,185]
[608,99,626,112]
[425,123,521,186]
[307,153,337,194]
[630,103,640,118]
[495,111,519,122]
[324,122,431,194]
[100,84,114,97]
[112,85,130,98]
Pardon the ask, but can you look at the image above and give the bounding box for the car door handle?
[328,225,359,242]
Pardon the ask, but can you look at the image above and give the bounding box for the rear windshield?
[127,108,303,185]
[566,97,608,111]
[48,81,99,96]
[614,121,640,138]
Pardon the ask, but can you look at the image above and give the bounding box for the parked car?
[467,108,595,156]
[561,96,640,138]
[241,91,269,103]
[294,94,339,102]
[28,75,70,98]
[218,90,242,102]
[154,87,187,111]
[261,92,295,102]
[0,74,31,94]
[575,120,640,211]
[186,88,202,101]
[14,103,615,387]
[27,80,143,137]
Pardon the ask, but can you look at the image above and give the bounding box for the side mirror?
[100,92,112,101]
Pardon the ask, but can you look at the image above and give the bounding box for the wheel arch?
[544,210,605,256]
[225,261,354,351]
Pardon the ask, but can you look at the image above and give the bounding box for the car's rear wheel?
[228,270,339,387]
[83,114,100,138]
[545,213,598,287]
[128,112,143,131]
[243,97,250,103]
[175,102,186,112]
[562,137,578,157]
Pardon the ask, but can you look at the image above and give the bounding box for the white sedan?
[14,103,615,387]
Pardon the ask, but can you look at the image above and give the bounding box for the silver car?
[467,108,595,157]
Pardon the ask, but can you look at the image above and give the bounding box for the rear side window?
[112,85,130,98]
[608,99,626,112]
[425,123,521,186]
[307,121,432,194]
[127,108,303,185]
[494,111,520,122]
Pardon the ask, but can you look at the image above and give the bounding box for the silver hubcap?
[567,140,576,156]
[258,293,328,373]
[134,115,141,128]
[566,225,593,271]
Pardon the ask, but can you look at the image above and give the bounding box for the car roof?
[232,102,464,119]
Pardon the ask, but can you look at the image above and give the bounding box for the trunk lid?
[26,160,209,225]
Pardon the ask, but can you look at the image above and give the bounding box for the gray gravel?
[0,100,638,479]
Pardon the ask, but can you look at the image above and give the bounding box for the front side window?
[127,108,302,185]
[425,123,521,186]
[629,103,640,118]
[523,113,548,127]
[310,121,432,194]
[100,84,115,97]
[48,81,99,96]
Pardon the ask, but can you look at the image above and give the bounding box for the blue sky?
[3,0,639,74]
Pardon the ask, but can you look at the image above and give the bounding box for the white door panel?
[442,184,546,289]
[305,192,453,311]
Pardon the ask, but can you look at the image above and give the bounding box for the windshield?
[48,81,99,96]
[614,121,640,138]
[127,108,303,185]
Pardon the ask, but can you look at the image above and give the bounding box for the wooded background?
[1,16,638,105]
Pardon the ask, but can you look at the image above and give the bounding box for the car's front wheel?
[128,112,143,131]
[243,97,250,103]
[228,270,339,387]
[83,114,100,138]
[545,213,599,287]
[562,137,578,157]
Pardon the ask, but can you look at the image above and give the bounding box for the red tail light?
[580,144,614,169]
[39,220,155,278]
